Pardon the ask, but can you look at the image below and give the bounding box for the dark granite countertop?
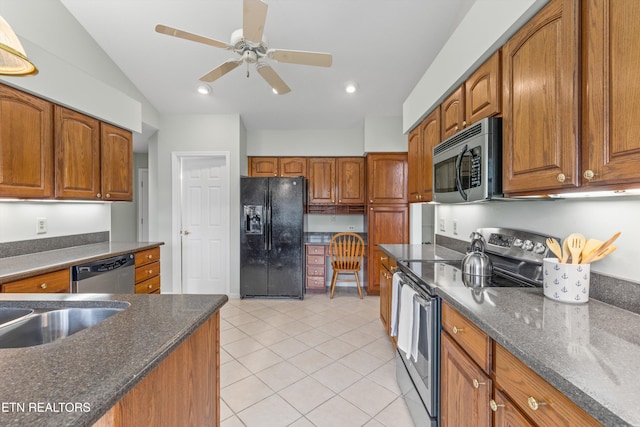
[0,293,228,427]
[0,242,164,284]
[379,243,464,262]
[382,244,640,426]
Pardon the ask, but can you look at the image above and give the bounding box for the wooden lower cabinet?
[379,254,396,338]
[441,332,492,427]
[491,389,534,427]
[134,247,161,294]
[1,269,70,293]
[93,312,220,427]
[305,244,326,293]
[367,205,408,295]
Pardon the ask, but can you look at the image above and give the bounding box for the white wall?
[247,128,365,156]
[435,197,640,282]
[403,0,549,133]
[364,116,407,152]
[0,202,110,243]
[150,114,243,295]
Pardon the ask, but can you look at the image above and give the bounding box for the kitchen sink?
[0,307,34,325]
[0,307,124,349]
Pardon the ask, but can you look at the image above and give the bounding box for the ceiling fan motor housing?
[231,28,267,59]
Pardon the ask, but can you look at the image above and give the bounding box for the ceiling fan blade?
[256,64,291,95]
[267,49,332,67]
[155,24,230,49]
[199,59,243,83]
[243,0,268,43]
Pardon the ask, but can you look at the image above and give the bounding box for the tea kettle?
[461,232,493,286]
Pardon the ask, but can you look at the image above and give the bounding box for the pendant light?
[0,16,37,76]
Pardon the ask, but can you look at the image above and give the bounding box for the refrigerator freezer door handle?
[267,196,272,251]
[264,190,269,250]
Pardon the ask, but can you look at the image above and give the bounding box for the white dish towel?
[390,272,402,336]
[397,284,418,358]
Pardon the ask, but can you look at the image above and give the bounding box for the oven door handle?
[455,144,469,202]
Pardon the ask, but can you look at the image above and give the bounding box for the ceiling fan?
[155,0,332,95]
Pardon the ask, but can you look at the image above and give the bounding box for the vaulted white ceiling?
[60,0,475,131]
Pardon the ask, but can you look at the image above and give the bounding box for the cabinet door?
[379,263,391,333]
[441,333,492,427]
[249,157,278,177]
[492,389,535,427]
[582,0,640,188]
[0,84,53,198]
[366,153,408,204]
[308,157,336,205]
[54,106,101,199]
[465,50,501,126]
[419,109,440,201]
[440,85,465,140]
[336,157,365,204]
[101,123,133,201]
[367,205,408,294]
[279,157,307,177]
[502,0,580,195]
[407,126,422,202]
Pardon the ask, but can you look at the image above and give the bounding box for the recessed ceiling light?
[197,83,211,95]
[345,81,358,94]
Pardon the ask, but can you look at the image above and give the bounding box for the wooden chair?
[328,232,365,299]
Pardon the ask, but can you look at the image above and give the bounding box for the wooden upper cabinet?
[465,51,501,126]
[101,122,133,201]
[502,0,580,195]
[308,157,336,204]
[581,0,640,189]
[408,109,440,203]
[441,85,465,140]
[249,157,278,177]
[367,153,408,204]
[336,157,365,204]
[0,84,53,198]
[279,157,307,177]
[54,106,101,199]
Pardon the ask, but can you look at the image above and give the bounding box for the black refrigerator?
[240,176,305,299]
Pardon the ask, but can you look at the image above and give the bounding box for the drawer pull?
[380,256,388,261]
[527,396,546,411]
[489,400,504,412]
[472,379,485,389]
[148,254,153,259]
[40,283,47,289]
[148,284,153,289]
[148,269,154,274]
[452,326,464,334]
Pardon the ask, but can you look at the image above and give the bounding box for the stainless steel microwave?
[432,117,502,203]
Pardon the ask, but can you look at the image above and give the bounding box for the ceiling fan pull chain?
[246,62,250,78]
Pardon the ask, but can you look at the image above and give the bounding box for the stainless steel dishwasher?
[71,253,135,293]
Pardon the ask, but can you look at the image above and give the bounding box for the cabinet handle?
[583,169,595,180]
[97,193,102,198]
[148,254,153,259]
[489,400,504,412]
[40,283,47,289]
[527,396,546,411]
[338,199,341,202]
[369,199,373,203]
[455,126,459,131]
[556,173,567,183]
[472,379,485,389]
[148,284,153,289]
[370,207,373,211]
[452,326,464,334]
[380,256,388,261]
[148,269,153,274]
[106,193,111,199]
[462,120,467,128]
[390,266,398,273]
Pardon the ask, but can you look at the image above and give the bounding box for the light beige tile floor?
[220,289,415,427]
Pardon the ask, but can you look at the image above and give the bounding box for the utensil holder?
[543,258,590,304]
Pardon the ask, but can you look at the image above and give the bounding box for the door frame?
[171,151,230,294]
[137,168,149,242]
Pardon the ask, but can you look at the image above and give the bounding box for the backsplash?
[0,232,109,258]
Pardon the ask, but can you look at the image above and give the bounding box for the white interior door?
[180,156,228,294]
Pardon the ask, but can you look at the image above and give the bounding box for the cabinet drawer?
[442,302,490,373]
[2,269,70,293]
[135,247,160,267]
[135,275,160,294]
[494,343,601,427]
[135,261,160,283]
[306,277,325,289]
[306,265,325,277]
[306,245,326,255]
[307,254,325,265]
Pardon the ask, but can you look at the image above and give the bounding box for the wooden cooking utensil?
[581,238,603,262]
[582,232,621,264]
[590,245,616,262]
[567,233,586,264]
[545,237,563,260]
[561,238,571,263]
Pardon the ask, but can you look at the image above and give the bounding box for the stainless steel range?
[392,228,557,426]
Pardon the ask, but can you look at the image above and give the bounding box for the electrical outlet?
[453,219,458,235]
[438,218,446,232]
[348,226,355,230]
[36,217,47,234]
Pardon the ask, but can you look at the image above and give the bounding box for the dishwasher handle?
[72,254,135,281]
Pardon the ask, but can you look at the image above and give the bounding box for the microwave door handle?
[456,144,469,202]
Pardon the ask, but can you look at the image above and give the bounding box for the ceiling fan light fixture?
[0,16,38,76]
[345,81,358,94]
[196,83,212,95]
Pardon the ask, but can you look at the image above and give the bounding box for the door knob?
[182,230,191,235]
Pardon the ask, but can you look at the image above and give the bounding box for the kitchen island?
[0,293,227,426]
[381,243,640,426]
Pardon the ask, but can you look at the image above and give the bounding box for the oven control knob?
[533,242,546,254]
[522,240,534,251]
[513,239,523,247]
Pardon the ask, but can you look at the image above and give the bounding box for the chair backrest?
[329,232,365,270]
